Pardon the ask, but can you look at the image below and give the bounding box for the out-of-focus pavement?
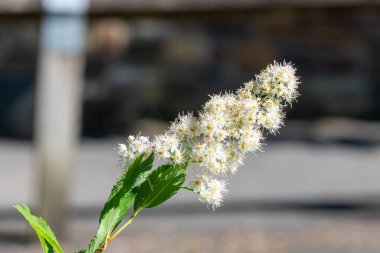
[1,124,380,252]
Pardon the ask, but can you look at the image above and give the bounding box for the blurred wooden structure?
[0,0,379,14]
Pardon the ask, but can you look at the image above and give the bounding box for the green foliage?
[134,163,187,210]
[14,204,63,253]
[84,153,154,253]
[15,154,188,253]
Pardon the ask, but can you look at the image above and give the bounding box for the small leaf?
[134,163,187,210]
[14,204,63,253]
[84,153,154,253]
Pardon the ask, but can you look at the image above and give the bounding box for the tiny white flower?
[131,136,150,154]
[117,144,128,158]
[190,177,206,192]
[197,177,228,210]
[172,149,184,164]
[153,137,170,159]
[170,113,196,140]
[153,134,180,159]
[204,94,227,114]
[214,129,228,142]
[260,109,283,133]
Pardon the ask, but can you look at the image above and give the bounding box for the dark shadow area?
[270,138,380,149]
[137,200,380,219]
[0,232,33,245]
[4,199,380,221]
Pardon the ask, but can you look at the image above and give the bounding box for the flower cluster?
[117,61,299,210]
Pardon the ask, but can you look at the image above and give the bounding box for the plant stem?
[98,209,142,252]
[181,186,194,192]
[99,185,192,252]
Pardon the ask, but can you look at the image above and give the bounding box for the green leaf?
[14,204,63,253]
[84,153,154,253]
[134,163,187,210]
[37,234,54,253]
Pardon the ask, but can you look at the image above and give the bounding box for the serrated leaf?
[84,153,154,253]
[14,204,63,253]
[134,163,187,210]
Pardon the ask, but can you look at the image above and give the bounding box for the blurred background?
[1,0,380,252]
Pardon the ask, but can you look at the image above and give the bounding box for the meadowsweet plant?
[15,61,300,253]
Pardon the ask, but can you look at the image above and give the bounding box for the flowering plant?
[14,61,299,253]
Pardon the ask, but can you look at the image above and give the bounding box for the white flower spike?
[117,61,300,209]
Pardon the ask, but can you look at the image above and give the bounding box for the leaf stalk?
[98,208,142,252]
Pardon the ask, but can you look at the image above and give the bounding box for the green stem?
[99,209,142,252]
[181,186,194,192]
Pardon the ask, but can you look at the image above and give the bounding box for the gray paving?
[2,138,380,209]
[1,137,380,252]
